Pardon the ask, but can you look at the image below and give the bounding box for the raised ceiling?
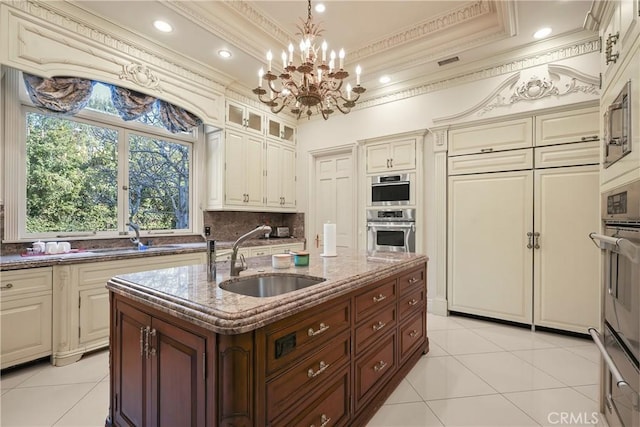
[69,0,596,101]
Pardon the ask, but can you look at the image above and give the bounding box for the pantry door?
[311,150,356,251]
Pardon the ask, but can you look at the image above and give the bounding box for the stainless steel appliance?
[273,226,290,237]
[367,208,415,252]
[604,80,632,168]
[589,179,640,427]
[370,173,415,206]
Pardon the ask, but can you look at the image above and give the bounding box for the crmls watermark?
[547,412,600,425]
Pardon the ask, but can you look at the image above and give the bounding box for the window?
[18,81,197,239]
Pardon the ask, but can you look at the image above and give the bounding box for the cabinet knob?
[409,329,419,338]
[1,283,13,289]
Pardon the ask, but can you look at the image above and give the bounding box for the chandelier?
[253,0,365,120]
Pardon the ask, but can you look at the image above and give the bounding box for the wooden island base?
[108,262,428,427]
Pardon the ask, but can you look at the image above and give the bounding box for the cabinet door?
[280,144,296,208]
[448,170,533,324]
[533,166,600,333]
[225,130,248,206]
[149,317,206,427]
[1,295,52,369]
[449,118,533,156]
[79,287,110,345]
[535,107,599,146]
[389,139,416,170]
[265,141,283,207]
[245,136,264,206]
[366,144,391,173]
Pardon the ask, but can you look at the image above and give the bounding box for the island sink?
[220,274,326,297]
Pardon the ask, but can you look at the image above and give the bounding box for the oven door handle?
[367,223,415,229]
[588,328,639,408]
[589,232,621,249]
[590,232,640,263]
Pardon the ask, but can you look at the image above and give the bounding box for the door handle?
[526,232,533,249]
[533,232,540,249]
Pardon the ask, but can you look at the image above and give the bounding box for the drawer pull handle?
[372,321,386,331]
[408,277,418,284]
[372,293,386,303]
[307,360,330,378]
[310,414,331,427]
[1,283,14,289]
[308,323,329,337]
[140,327,145,357]
[408,298,419,306]
[409,330,419,338]
[373,360,387,372]
[480,148,493,153]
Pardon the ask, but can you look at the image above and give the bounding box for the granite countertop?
[107,248,428,335]
[0,237,305,271]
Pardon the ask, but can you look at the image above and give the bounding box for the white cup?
[272,254,291,269]
[58,242,71,253]
[32,241,45,254]
[45,242,59,254]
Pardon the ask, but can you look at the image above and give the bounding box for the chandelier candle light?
[253,0,365,120]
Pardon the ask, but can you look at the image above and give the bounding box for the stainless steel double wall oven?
[589,179,640,427]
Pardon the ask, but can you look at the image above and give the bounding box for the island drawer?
[354,332,397,409]
[265,298,350,375]
[400,310,426,363]
[354,279,396,323]
[397,267,425,296]
[398,286,425,320]
[275,365,350,427]
[266,331,350,421]
[355,305,396,354]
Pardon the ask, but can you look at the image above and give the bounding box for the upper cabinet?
[601,0,638,89]
[225,130,265,207]
[265,141,296,209]
[267,117,296,144]
[226,101,264,135]
[534,106,600,146]
[448,117,533,156]
[366,138,416,173]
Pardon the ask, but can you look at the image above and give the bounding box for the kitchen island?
[106,249,428,427]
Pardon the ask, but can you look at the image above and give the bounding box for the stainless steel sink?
[88,245,182,253]
[220,274,326,297]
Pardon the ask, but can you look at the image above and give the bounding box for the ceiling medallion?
[253,0,365,120]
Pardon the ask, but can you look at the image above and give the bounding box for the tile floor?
[0,313,604,427]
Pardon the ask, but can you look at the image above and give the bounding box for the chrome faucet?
[127,222,142,249]
[230,225,272,276]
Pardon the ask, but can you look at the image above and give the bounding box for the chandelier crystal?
[253,0,365,120]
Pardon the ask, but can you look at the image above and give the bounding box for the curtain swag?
[22,73,202,133]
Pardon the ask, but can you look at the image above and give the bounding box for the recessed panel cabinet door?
[533,166,600,333]
[448,170,534,324]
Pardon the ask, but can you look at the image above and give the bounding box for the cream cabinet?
[534,106,600,146]
[1,268,53,369]
[226,100,264,135]
[52,252,205,366]
[366,138,416,173]
[266,140,296,209]
[267,117,296,143]
[225,129,264,207]
[600,0,638,88]
[448,117,533,156]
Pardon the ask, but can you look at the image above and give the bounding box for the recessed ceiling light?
[315,3,326,13]
[153,20,173,33]
[218,49,232,59]
[533,27,552,39]
[379,76,391,84]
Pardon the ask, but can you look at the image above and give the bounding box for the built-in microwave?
[604,80,632,168]
[369,173,415,206]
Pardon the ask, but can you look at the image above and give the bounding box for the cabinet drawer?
[249,247,271,257]
[267,332,350,421]
[265,300,350,375]
[355,279,396,323]
[277,366,350,427]
[398,287,425,320]
[534,140,600,168]
[0,268,52,297]
[355,305,396,354]
[448,149,533,175]
[355,333,396,409]
[397,267,426,296]
[449,118,533,156]
[400,310,426,363]
[534,107,599,146]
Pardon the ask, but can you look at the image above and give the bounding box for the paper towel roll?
[322,222,337,257]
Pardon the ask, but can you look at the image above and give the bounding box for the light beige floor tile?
[511,348,599,386]
[1,362,47,391]
[534,331,593,348]
[428,329,503,355]
[1,383,94,426]
[54,381,109,427]
[367,401,443,427]
[425,342,448,357]
[573,385,600,403]
[19,350,109,387]
[473,326,557,351]
[405,355,496,400]
[383,379,423,405]
[504,387,601,427]
[427,313,467,330]
[448,316,506,329]
[427,394,539,426]
[565,344,600,364]
[456,351,565,393]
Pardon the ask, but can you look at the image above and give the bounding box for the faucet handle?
[239,253,247,270]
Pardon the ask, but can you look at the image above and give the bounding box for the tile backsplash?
[203,211,304,242]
